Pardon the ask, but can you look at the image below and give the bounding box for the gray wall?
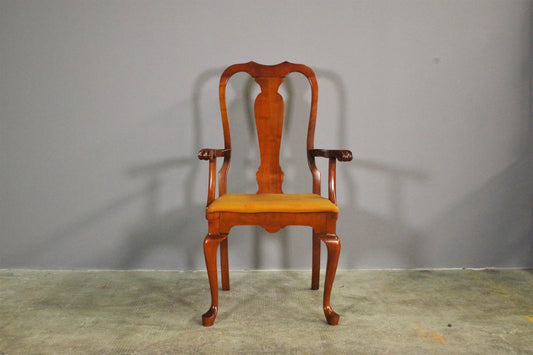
[1,0,532,270]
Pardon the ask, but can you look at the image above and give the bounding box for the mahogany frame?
[198,62,352,326]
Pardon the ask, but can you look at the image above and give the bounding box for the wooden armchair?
[198,61,352,326]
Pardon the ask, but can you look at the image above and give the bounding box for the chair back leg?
[311,230,321,290]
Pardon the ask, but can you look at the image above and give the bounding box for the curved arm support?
[308,149,352,205]
[198,148,231,205]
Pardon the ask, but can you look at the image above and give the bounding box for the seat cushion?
[207,193,339,213]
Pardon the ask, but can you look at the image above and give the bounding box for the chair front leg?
[311,230,320,290]
[202,233,226,326]
[321,234,341,325]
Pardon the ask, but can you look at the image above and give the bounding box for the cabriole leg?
[202,233,226,326]
[321,234,341,325]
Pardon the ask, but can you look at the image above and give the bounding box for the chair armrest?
[308,149,352,205]
[198,148,231,206]
[309,149,353,162]
[198,148,231,161]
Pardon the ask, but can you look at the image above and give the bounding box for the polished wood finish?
[199,61,352,326]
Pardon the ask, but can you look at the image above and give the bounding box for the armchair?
[198,62,352,326]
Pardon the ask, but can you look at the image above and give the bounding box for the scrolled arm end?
[198,148,231,161]
[335,150,353,162]
[198,149,212,160]
[309,149,353,162]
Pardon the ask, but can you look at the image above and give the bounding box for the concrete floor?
[0,269,532,354]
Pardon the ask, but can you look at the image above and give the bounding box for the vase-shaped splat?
[254,76,285,193]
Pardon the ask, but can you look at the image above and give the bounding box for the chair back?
[218,61,320,194]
